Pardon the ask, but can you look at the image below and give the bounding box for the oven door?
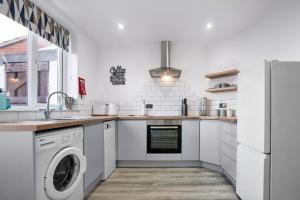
[147,125,182,154]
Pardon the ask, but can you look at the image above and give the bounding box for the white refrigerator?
[237,61,300,200]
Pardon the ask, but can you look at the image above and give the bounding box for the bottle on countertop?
[0,89,11,110]
[141,99,146,116]
[181,98,188,116]
[199,97,208,116]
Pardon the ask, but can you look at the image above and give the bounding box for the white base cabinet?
[200,120,221,165]
[102,121,116,180]
[117,120,147,160]
[182,120,200,161]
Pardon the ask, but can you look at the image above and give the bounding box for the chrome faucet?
[44,91,70,120]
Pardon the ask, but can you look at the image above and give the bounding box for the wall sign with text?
[110,66,126,85]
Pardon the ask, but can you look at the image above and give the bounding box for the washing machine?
[35,127,86,200]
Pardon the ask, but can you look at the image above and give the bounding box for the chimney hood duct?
[149,41,181,78]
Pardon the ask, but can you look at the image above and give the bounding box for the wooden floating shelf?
[205,69,240,79]
[206,86,238,93]
[219,116,237,123]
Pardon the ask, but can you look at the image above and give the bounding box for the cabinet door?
[220,121,237,181]
[236,144,270,200]
[84,123,104,190]
[200,120,220,165]
[117,120,147,160]
[182,120,200,160]
[104,121,116,179]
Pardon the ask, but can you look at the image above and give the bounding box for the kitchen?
[0,0,300,200]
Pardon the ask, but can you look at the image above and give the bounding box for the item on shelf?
[181,98,188,116]
[221,83,230,88]
[214,83,222,88]
[0,89,11,110]
[213,83,231,89]
[199,97,208,116]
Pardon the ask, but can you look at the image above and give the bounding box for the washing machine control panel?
[62,133,71,144]
[73,130,83,143]
[35,127,83,153]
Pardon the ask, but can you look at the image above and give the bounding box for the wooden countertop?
[0,115,237,132]
[0,116,116,132]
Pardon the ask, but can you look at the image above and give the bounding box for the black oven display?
[147,125,182,154]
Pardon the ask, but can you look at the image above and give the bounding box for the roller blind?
[0,0,70,51]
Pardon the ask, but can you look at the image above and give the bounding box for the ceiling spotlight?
[118,23,125,30]
[206,23,213,30]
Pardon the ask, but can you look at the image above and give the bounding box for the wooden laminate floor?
[86,168,239,200]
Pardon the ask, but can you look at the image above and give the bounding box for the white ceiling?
[49,0,272,45]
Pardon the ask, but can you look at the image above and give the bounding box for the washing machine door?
[45,147,86,200]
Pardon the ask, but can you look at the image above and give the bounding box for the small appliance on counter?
[107,103,118,115]
[141,99,146,116]
[226,109,235,117]
[181,98,188,116]
[92,103,118,116]
[199,97,208,116]
[0,89,11,110]
[92,104,107,115]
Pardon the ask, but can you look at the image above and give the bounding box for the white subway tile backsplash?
[0,79,238,120]
[117,79,238,116]
[18,112,37,120]
[0,112,19,121]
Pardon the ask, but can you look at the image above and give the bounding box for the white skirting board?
[84,175,102,197]
[117,160,202,168]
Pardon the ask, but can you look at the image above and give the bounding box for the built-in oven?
[147,120,182,154]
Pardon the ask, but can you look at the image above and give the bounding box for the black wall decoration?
[110,66,126,85]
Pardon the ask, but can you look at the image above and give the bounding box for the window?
[0,14,29,106]
[37,37,62,105]
[0,14,64,108]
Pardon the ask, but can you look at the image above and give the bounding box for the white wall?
[35,0,101,104]
[206,0,300,73]
[17,0,300,117]
[202,0,300,116]
[96,43,207,115]
[97,43,205,101]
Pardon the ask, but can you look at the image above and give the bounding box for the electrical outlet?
[219,103,227,108]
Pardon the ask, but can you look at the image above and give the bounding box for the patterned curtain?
[0,0,70,51]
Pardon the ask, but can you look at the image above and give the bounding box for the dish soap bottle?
[0,89,11,110]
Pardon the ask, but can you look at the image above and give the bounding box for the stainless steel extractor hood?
[149,41,182,78]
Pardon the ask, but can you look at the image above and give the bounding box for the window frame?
[7,31,64,111]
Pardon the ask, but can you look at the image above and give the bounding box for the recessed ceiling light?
[206,23,213,30]
[118,23,125,30]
